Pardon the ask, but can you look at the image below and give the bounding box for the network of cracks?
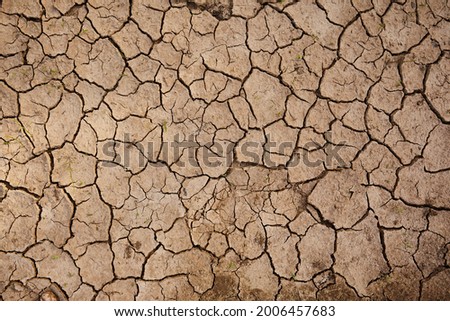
[0,0,449,300]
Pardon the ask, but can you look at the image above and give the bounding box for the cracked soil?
[0,0,449,301]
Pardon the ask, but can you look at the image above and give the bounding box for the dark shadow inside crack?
[173,0,232,20]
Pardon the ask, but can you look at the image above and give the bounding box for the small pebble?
[40,290,59,301]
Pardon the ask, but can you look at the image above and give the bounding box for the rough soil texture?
[1,0,450,301]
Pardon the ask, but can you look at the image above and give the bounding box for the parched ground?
[0,0,449,301]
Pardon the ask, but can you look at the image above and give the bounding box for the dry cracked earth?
[0,0,450,301]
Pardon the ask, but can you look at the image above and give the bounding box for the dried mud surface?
[0,0,449,300]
